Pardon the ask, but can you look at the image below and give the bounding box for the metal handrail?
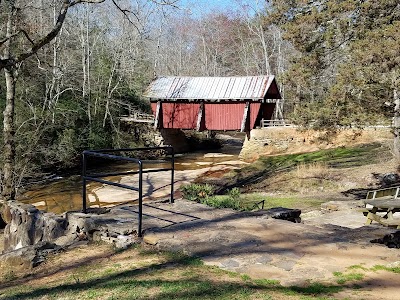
[82,146,174,237]
[252,199,265,210]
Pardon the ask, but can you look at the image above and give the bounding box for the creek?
[19,134,245,214]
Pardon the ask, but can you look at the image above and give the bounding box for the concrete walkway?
[82,198,400,287]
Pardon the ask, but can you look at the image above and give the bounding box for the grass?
[198,192,326,212]
[288,283,343,296]
[347,264,368,271]
[215,142,389,193]
[239,193,326,211]
[372,265,400,273]
[333,272,364,284]
[0,244,351,300]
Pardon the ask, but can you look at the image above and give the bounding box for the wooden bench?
[363,186,400,228]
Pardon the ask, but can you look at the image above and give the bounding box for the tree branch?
[0,30,35,56]
[0,0,106,69]
[151,0,179,8]
[0,0,177,69]
[0,32,18,47]
[70,0,106,6]
[111,0,141,32]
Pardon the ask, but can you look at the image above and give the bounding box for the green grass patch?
[333,271,364,284]
[347,264,368,271]
[240,274,251,281]
[372,265,400,273]
[253,278,280,286]
[164,251,204,266]
[288,282,343,295]
[239,193,326,211]
[185,190,326,212]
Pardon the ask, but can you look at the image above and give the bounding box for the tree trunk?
[393,88,400,160]
[2,3,17,201]
[2,67,16,200]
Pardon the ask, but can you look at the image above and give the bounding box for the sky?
[178,0,265,16]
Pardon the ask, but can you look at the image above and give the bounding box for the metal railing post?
[82,152,87,213]
[170,147,175,204]
[138,161,143,237]
[81,146,174,236]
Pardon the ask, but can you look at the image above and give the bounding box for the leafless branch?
[70,0,106,6]
[151,0,179,8]
[19,30,35,45]
[0,0,106,69]
[0,29,34,48]
[111,0,141,32]
[0,33,18,47]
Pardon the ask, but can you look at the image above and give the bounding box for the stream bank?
[18,133,246,214]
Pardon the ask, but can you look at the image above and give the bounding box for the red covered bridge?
[143,76,281,132]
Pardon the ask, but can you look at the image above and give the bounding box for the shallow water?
[19,144,242,214]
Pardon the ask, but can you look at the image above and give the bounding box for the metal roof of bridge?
[143,75,281,101]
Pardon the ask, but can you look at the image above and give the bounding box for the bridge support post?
[196,102,205,131]
[154,101,162,130]
[241,101,250,133]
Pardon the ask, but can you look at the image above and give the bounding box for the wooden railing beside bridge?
[115,99,155,123]
[260,119,293,128]
[120,111,155,123]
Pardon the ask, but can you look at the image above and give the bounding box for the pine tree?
[269,0,399,151]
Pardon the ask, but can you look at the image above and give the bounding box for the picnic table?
[364,186,400,228]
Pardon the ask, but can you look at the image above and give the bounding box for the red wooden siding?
[151,103,200,129]
[205,103,260,130]
[152,102,263,130]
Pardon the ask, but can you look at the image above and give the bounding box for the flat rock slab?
[68,199,399,286]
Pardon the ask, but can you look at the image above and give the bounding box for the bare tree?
[0,0,180,201]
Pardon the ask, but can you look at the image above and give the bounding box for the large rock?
[0,202,143,269]
[2,202,140,253]
[0,242,62,273]
[3,201,68,252]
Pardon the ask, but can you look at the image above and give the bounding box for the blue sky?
[178,0,264,16]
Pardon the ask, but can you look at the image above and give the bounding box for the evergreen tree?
[269,0,399,131]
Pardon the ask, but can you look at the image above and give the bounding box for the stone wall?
[239,127,392,161]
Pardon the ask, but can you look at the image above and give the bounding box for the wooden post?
[393,87,400,160]
[196,102,204,131]
[241,102,250,133]
[154,101,162,130]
